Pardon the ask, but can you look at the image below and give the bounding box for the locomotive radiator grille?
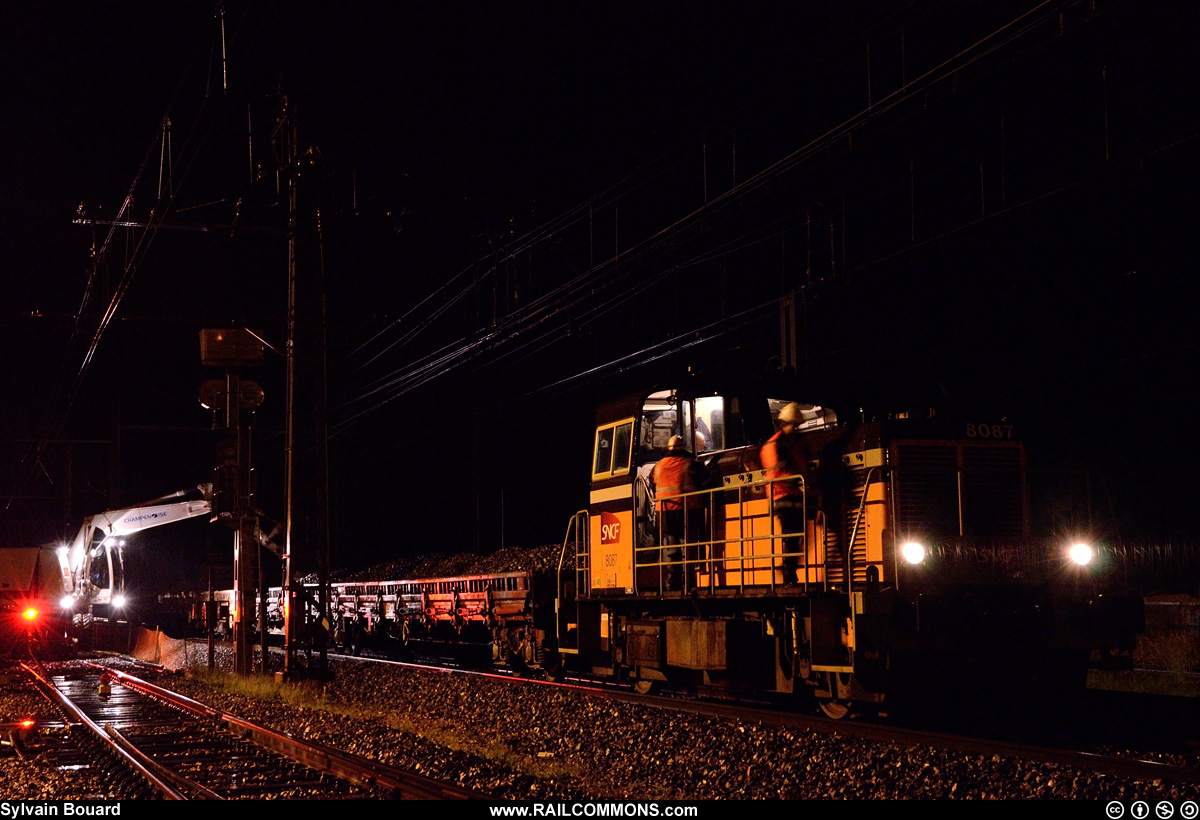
[894,441,1026,539]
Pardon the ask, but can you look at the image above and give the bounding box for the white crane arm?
[64,485,212,606]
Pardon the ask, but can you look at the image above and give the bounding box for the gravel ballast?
[2,649,1191,801]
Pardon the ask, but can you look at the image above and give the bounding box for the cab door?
[588,418,635,593]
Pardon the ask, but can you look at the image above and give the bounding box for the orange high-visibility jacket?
[760,431,810,502]
[652,454,703,511]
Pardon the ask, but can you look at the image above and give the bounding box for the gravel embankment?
[3,650,1191,801]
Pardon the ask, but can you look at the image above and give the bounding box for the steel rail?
[317,649,1200,787]
[91,662,489,799]
[103,724,225,800]
[632,691,1200,787]
[20,661,187,799]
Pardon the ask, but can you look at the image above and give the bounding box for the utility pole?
[273,95,331,680]
[199,328,264,676]
[282,95,301,677]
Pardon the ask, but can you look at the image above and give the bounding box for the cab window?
[768,399,838,433]
[638,390,677,460]
[593,419,634,479]
[89,542,110,589]
[694,395,725,452]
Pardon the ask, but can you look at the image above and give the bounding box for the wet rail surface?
[23,660,490,800]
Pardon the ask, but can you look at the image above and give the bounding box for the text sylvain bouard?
[1,805,121,817]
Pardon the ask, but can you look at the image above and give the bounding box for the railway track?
[332,647,1200,787]
[647,693,1200,787]
[20,659,490,800]
[71,640,1195,799]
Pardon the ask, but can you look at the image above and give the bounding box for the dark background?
[1,1,1197,594]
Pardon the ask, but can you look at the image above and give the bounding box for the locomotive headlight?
[111,594,127,609]
[1068,542,1095,566]
[59,596,75,611]
[901,541,927,565]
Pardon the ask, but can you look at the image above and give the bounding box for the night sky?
[2,2,1198,591]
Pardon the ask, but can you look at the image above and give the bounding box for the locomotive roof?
[591,369,1016,439]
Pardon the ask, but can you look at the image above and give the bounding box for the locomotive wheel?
[818,698,851,720]
[632,679,657,695]
[542,650,566,682]
[505,631,530,673]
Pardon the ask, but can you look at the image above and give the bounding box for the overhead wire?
[2,5,242,517]
[5,0,1096,503]
[345,135,708,373]
[330,0,1080,432]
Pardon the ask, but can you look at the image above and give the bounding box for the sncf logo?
[600,511,621,545]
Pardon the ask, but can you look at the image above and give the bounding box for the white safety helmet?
[778,402,801,425]
[666,434,686,451]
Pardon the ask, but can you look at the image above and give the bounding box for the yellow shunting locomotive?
[549,377,1143,715]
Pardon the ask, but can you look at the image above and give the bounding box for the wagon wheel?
[490,625,510,663]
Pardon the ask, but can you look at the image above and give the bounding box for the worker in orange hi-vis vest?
[651,434,708,591]
[760,402,817,585]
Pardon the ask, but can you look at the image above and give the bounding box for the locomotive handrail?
[844,465,879,593]
[641,475,727,594]
[635,473,666,594]
[764,473,811,591]
[640,471,814,594]
[556,510,589,654]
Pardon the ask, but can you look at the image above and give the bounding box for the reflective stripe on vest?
[653,455,700,511]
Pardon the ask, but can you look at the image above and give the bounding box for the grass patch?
[1087,624,1200,696]
[186,668,344,711]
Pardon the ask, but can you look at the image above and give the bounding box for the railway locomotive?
[227,375,1143,717]
[551,378,1143,714]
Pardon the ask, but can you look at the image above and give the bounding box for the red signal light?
[22,608,38,621]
